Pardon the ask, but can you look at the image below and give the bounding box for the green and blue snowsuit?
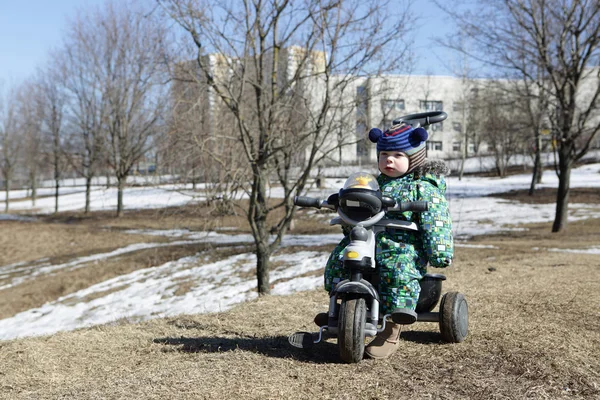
[324,161,454,314]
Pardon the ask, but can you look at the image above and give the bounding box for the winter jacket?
[324,160,454,312]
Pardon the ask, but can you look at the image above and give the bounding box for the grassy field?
[0,194,599,399]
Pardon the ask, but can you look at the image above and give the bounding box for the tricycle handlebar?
[393,111,447,128]
[294,196,321,208]
[394,201,429,213]
[294,196,335,210]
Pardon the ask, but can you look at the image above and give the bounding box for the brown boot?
[364,321,402,359]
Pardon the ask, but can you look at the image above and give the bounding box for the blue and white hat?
[368,123,428,154]
[369,123,429,173]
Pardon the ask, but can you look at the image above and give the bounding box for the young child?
[321,122,454,359]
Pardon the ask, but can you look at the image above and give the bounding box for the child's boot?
[364,321,402,359]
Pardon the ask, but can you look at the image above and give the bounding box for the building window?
[453,101,463,112]
[431,122,444,132]
[381,99,405,114]
[356,86,368,119]
[426,141,443,151]
[453,141,461,152]
[453,122,462,132]
[419,100,443,112]
[357,138,369,158]
[356,121,367,136]
[468,142,477,153]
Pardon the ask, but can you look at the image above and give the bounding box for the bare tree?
[437,0,600,232]
[445,39,481,180]
[64,2,168,216]
[61,13,110,213]
[0,86,23,212]
[18,81,45,206]
[168,62,243,199]
[102,3,168,216]
[506,63,550,195]
[37,62,68,213]
[479,87,528,177]
[159,0,415,294]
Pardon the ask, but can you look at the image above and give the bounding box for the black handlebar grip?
[398,201,429,212]
[294,196,321,208]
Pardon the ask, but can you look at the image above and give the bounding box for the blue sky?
[0,0,106,85]
[0,0,458,86]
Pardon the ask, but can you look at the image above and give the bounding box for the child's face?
[378,150,409,178]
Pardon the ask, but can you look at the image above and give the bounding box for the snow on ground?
[308,163,600,239]
[1,186,86,201]
[0,251,329,340]
[0,163,598,340]
[0,232,341,292]
[549,246,600,255]
[0,214,36,222]
[0,185,202,214]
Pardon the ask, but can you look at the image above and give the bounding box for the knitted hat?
[369,123,429,174]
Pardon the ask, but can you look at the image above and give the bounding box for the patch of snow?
[548,247,600,255]
[0,214,36,222]
[0,251,328,340]
[455,243,499,249]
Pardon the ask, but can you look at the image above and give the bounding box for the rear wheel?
[338,297,367,363]
[439,292,468,343]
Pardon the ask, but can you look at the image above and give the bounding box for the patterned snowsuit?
[324,162,454,314]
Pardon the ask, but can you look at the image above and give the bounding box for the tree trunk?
[54,179,60,213]
[256,241,271,295]
[552,150,571,232]
[4,178,10,212]
[459,124,467,180]
[85,176,92,213]
[192,162,197,190]
[529,133,543,195]
[31,176,37,207]
[251,168,271,295]
[116,176,125,217]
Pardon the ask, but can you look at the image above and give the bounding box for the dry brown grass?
[0,215,599,399]
[0,219,153,267]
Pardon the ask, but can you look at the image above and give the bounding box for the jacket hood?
[413,160,451,178]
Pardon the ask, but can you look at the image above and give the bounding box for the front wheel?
[338,297,367,363]
[439,292,469,343]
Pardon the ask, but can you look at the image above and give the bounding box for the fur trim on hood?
[413,159,451,178]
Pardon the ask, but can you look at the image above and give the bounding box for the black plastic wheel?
[439,292,468,343]
[338,297,367,363]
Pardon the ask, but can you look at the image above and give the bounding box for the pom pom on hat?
[369,123,429,155]
[368,128,383,143]
[409,127,428,148]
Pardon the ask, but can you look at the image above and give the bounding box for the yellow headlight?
[347,251,359,259]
